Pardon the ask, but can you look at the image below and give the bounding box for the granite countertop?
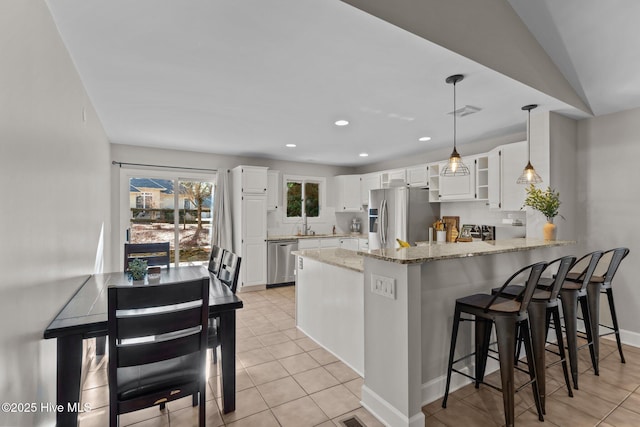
[268,233,365,241]
[358,238,575,265]
[292,248,364,272]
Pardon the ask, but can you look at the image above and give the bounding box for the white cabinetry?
[428,163,440,202]
[358,238,369,250]
[488,141,527,211]
[475,156,489,201]
[238,166,267,194]
[361,173,380,205]
[267,170,280,211]
[380,169,406,187]
[297,237,341,250]
[335,175,363,212]
[438,159,476,201]
[232,166,268,288]
[297,238,320,250]
[339,237,359,251]
[406,165,429,187]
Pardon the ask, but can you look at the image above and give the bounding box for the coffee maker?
[350,217,361,234]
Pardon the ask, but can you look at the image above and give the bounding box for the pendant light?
[441,74,470,177]
[516,104,543,184]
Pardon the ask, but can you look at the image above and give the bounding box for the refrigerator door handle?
[381,199,388,246]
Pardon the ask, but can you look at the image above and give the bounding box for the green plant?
[128,259,148,281]
[522,184,563,221]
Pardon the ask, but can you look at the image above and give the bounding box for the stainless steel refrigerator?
[368,187,440,249]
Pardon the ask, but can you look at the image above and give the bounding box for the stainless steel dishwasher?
[267,240,298,287]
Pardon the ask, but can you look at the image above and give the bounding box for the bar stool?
[538,250,603,389]
[491,255,576,413]
[442,261,547,427]
[579,248,629,366]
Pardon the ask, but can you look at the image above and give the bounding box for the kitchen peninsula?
[294,238,574,427]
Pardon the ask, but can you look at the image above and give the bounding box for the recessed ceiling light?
[334,120,349,126]
[359,153,369,157]
[285,144,296,148]
[418,136,432,142]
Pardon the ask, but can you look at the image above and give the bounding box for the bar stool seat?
[491,256,577,413]
[442,261,548,427]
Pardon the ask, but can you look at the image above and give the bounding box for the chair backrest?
[107,278,209,413]
[546,255,577,301]
[208,245,225,276]
[124,242,171,271]
[486,261,548,316]
[570,250,604,291]
[600,247,630,288]
[218,251,241,294]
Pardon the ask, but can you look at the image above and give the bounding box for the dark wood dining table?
[43,265,243,427]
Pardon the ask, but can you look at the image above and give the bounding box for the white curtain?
[211,170,233,251]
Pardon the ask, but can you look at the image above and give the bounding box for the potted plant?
[128,259,148,282]
[522,184,563,240]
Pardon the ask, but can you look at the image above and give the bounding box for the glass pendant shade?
[517,161,543,184]
[517,104,543,184]
[441,74,470,177]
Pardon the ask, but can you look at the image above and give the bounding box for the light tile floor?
[78,285,640,426]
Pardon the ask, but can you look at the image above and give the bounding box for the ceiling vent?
[448,105,481,117]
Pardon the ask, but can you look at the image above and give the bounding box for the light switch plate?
[371,274,396,299]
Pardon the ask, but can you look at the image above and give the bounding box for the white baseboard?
[238,284,266,292]
[361,385,425,427]
[618,328,640,348]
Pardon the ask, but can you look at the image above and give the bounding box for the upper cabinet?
[488,141,528,211]
[267,170,280,211]
[335,175,364,212]
[406,165,429,188]
[438,157,477,201]
[237,165,267,194]
[475,155,489,201]
[361,173,380,205]
[428,163,440,202]
[380,169,406,187]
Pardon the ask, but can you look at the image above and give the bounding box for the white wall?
[0,1,111,426]
[577,107,640,342]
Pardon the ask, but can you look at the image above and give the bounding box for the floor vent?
[340,415,365,427]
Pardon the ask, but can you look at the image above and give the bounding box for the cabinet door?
[361,173,380,205]
[500,141,527,211]
[439,161,476,201]
[319,238,340,248]
[358,238,369,250]
[267,170,280,211]
[336,175,363,212]
[241,166,267,194]
[297,238,320,250]
[488,148,501,209]
[241,194,267,286]
[339,238,359,250]
[406,165,428,187]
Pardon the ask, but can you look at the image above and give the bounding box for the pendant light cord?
[527,108,531,162]
[453,81,457,150]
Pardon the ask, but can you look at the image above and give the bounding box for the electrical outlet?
[298,257,303,270]
[371,274,396,299]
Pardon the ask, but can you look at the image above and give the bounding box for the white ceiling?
[45,0,639,167]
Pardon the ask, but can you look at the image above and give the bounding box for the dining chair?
[108,278,209,427]
[124,242,171,271]
[209,251,242,362]
[208,245,225,276]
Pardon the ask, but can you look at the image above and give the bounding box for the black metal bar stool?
[442,261,547,427]
[580,247,630,366]
[538,250,603,389]
[491,255,576,413]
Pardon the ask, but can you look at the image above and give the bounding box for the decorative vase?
[543,217,557,241]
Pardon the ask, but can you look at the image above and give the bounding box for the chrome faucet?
[302,214,313,235]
